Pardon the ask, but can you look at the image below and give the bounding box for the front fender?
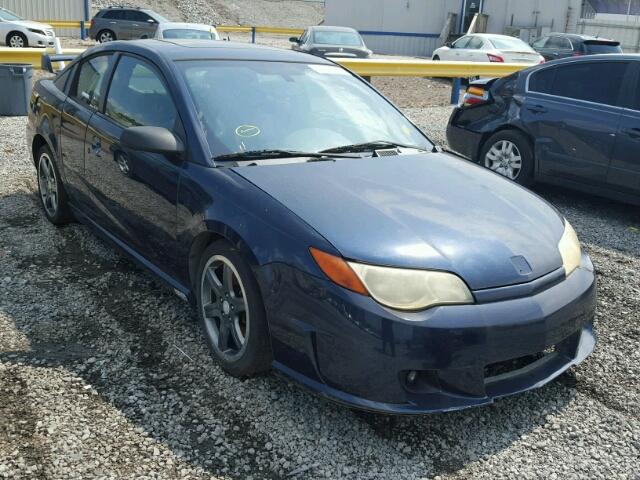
[176,162,337,290]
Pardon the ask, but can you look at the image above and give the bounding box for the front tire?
[196,241,272,377]
[479,130,534,186]
[36,145,73,225]
[7,32,27,48]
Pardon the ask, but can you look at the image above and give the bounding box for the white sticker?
[308,64,350,75]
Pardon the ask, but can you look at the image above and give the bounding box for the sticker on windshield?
[308,64,350,75]
[235,125,261,137]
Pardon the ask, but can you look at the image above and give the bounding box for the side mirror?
[121,126,184,155]
[445,41,452,48]
[147,18,157,23]
[289,36,300,43]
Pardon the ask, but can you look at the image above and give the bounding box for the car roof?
[542,32,615,41]
[84,39,335,63]
[309,25,359,33]
[157,22,215,31]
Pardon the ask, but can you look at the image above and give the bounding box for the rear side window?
[467,37,484,49]
[105,56,177,130]
[54,64,75,93]
[74,55,112,109]
[546,36,572,50]
[101,10,124,20]
[552,62,627,106]
[529,62,628,106]
[126,11,152,22]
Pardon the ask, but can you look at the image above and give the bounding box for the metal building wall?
[325,0,461,56]
[0,0,87,37]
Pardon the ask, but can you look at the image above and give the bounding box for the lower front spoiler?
[273,323,596,415]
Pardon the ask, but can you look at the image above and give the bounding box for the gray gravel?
[1,98,639,479]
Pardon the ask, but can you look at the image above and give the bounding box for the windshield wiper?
[214,149,361,162]
[320,140,428,154]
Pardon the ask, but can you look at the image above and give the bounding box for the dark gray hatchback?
[531,32,622,61]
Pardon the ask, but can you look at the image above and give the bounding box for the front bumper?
[259,254,596,414]
[26,31,56,48]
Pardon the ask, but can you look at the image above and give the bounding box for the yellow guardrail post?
[0,47,85,69]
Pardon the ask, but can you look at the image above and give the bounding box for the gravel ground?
[1,96,639,478]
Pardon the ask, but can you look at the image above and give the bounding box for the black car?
[446,55,640,206]
[290,26,372,58]
[531,33,622,61]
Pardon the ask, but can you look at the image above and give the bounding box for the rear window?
[583,42,622,54]
[313,31,362,46]
[529,61,628,106]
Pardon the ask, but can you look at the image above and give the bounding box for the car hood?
[232,153,565,290]
[10,20,53,30]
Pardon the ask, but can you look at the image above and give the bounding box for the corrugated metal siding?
[0,0,85,37]
[577,17,640,52]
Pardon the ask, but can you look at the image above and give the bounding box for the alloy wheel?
[99,31,114,42]
[38,153,58,217]
[484,140,522,180]
[200,255,249,361]
[9,35,24,48]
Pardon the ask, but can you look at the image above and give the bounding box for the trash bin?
[0,63,34,116]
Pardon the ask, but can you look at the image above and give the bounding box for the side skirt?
[70,205,193,303]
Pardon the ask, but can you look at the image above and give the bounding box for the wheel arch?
[477,125,535,166]
[187,223,261,292]
[6,30,26,45]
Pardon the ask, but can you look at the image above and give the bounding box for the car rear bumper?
[259,253,596,414]
[446,110,484,161]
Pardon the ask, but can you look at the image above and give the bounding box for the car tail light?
[462,85,490,107]
[487,53,504,63]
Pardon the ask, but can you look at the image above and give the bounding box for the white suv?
[0,7,55,48]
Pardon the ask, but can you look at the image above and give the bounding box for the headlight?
[310,247,473,311]
[558,220,581,276]
[28,28,46,35]
[348,263,473,311]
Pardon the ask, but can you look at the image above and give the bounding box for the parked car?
[0,7,55,48]
[531,32,622,61]
[432,33,545,64]
[89,6,169,43]
[290,26,371,58]
[30,40,596,414]
[154,22,220,40]
[447,55,640,206]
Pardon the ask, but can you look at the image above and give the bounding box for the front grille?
[484,345,555,379]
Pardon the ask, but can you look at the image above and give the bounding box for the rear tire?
[7,32,27,48]
[196,240,272,377]
[36,145,74,225]
[479,130,534,186]
[97,29,116,43]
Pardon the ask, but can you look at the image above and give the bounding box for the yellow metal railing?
[0,47,85,69]
[334,58,529,78]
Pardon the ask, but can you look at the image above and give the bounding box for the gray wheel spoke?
[230,296,246,313]
[222,264,234,291]
[205,268,223,296]
[203,302,221,319]
[218,319,231,351]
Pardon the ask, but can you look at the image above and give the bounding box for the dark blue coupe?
[28,40,596,414]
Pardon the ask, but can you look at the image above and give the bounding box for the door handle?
[526,105,547,114]
[623,127,640,139]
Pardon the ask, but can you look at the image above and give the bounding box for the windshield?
[489,36,533,51]
[313,31,362,46]
[178,60,432,158]
[584,42,622,54]
[163,29,215,39]
[0,8,23,21]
